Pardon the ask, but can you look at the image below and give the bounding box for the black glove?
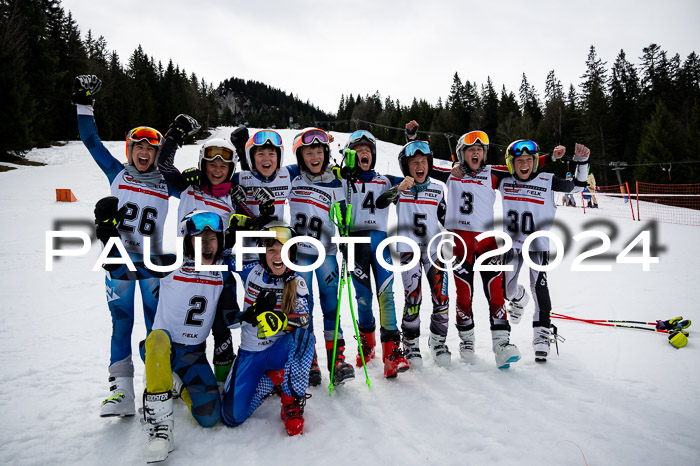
[71,75,101,106]
[166,114,200,147]
[254,187,276,218]
[224,214,255,248]
[182,167,201,187]
[242,289,278,325]
[231,184,247,206]
[230,126,249,170]
[340,164,361,181]
[94,196,126,243]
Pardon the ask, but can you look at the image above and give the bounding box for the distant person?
[563,173,577,206]
[584,170,599,208]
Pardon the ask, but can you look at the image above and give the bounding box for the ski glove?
[71,75,101,106]
[94,196,126,243]
[656,317,691,331]
[182,167,201,187]
[231,184,246,206]
[166,114,200,147]
[668,329,689,348]
[230,126,250,170]
[253,187,276,219]
[242,289,287,338]
[224,214,255,248]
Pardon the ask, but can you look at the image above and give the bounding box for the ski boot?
[533,325,552,363]
[308,348,322,387]
[100,376,135,417]
[402,335,423,369]
[326,339,355,385]
[457,328,476,364]
[265,369,284,396]
[141,390,174,463]
[356,325,376,367]
[381,337,409,378]
[491,329,521,369]
[428,332,452,367]
[280,393,312,436]
[507,285,529,324]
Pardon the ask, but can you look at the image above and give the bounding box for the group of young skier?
[72,74,590,463]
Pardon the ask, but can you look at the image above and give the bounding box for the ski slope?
[0,127,698,465]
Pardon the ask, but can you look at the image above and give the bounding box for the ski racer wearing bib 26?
[376,140,451,368]
[72,75,180,417]
[290,128,355,387]
[341,130,411,379]
[500,140,590,363]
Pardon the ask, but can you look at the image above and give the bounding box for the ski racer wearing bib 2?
[500,140,590,362]
[72,75,181,417]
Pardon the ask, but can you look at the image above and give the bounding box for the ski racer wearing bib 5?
[72,75,181,417]
[500,140,590,363]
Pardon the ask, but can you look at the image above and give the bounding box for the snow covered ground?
[1,127,698,465]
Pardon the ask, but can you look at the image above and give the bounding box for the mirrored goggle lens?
[262,227,293,247]
[462,131,489,146]
[252,130,283,146]
[186,212,224,235]
[129,127,162,145]
[348,130,376,146]
[301,129,329,145]
[403,141,431,158]
[509,140,539,156]
[203,146,235,162]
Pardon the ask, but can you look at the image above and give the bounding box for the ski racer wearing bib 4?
[72,75,181,417]
[221,222,315,437]
[500,140,590,363]
[340,130,411,379]
[158,125,239,384]
[405,120,558,369]
[139,210,239,462]
[376,140,451,368]
[290,128,355,387]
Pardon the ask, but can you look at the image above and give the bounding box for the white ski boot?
[100,376,135,417]
[491,330,521,369]
[142,391,174,463]
[457,328,475,364]
[428,332,452,367]
[507,285,529,324]
[533,326,552,363]
[402,336,423,369]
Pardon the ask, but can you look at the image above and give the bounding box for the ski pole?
[328,258,345,395]
[551,313,671,333]
[551,313,690,332]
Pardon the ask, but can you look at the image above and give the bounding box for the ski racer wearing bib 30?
[500,140,590,363]
[340,130,411,379]
[376,140,451,368]
[290,128,355,387]
[72,75,181,417]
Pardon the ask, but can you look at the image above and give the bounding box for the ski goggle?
[127,127,163,146]
[507,140,540,157]
[250,130,283,147]
[184,211,224,236]
[460,131,489,146]
[202,145,236,163]
[400,141,432,159]
[299,128,329,145]
[346,130,376,148]
[262,226,294,248]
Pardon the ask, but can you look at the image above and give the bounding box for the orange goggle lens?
[129,127,162,145]
[462,131,489,146]
[203,146,235,162]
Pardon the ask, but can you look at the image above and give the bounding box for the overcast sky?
[61,0,699,115]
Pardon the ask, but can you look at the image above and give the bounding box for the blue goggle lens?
[402,141,431,158]
[186,212,223,235]
[252,130,283,146]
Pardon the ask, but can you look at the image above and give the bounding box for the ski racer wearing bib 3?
[221,222,315,437]
[290,128,355,387]
[376,140,451,368]
[339,130,411,379]
[72,75,181,417]
[500,140,590,362]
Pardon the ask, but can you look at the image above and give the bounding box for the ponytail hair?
[281,277,298,315]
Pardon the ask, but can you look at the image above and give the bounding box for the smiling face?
[354,144,373,171]
[513,155,535,180]
[131,141,157,172]
[205,159,230,186]
[463,145,485,171]
[193,230,218,265]
[253,146,278,178]
[407,155,429,183]
[301,145,325,174]
[265,241,287,276]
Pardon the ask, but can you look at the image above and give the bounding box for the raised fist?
[71,75,102,106]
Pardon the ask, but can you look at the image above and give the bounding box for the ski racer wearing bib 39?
[290,128,355,387]
[376,140,451,368]
[72,75,181,417]
[500,140,590,363]
[340,130,411,379]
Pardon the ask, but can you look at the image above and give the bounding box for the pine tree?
[634,100,684,183]
[580,45,610,170]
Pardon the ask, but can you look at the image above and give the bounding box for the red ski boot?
[381,339,409,378]
[356,327,376,367]
[280,393,312,436]
[265,369,284,396]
